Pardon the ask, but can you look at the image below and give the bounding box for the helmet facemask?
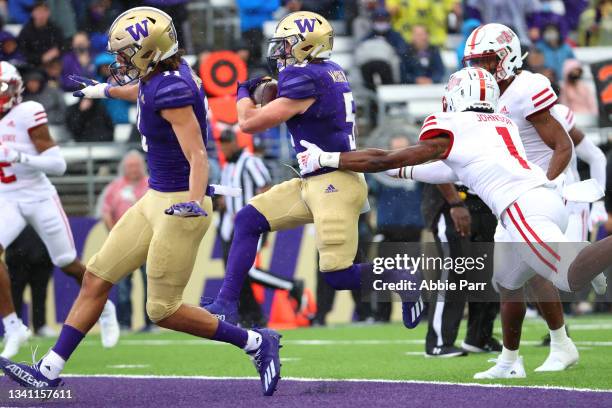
[109,45,146,85]
[267,35,301,74]
[0,79,22,114]
[462,51,511,82]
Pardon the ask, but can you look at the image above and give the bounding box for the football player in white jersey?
[550,103,608,242]
[296,67,610,379]
[461,23,608,373]
[0,62,119,358]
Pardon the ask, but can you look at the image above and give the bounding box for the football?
[251,78,278,106]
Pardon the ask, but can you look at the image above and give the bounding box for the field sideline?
[1,315,611,406]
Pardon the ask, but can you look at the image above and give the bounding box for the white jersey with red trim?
[0,100,56,201]
[497,70,564,172]
[550,103,580,184]
[419,111,549,217]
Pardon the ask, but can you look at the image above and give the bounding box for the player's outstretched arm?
[297,136,450,174]
[69,75,138,102]
[529,109,573,179]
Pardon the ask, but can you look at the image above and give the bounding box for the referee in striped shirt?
[218,130,303,326]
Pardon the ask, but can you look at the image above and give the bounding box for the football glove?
[69,75,111,98]
[236,76,270,102]
[165,201,208,217]
[0,145,21,163]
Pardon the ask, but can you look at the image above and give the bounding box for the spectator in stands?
[79,0,117,55]
[61,31,96,92]
[386,0,457,48]
[404,24,445,84]
[94,52,131,125]
[349,0,382,41]
[42,57,62,86]
[530,0,588,43]
[559,59,598,114]
[7,0,35,24]
[465,0,539,46]
[300,0,337,19]
[22,69,65,125]
[66,98,113,142]
[536,21,575,82]
[144,0,191,52]
[17,1,63,66]
[579,0,612,46]
[274,0,303,19]
[0,31,26,68]
[357,8,410,87]
[236,0,280,65]
[48,0,77,40]
[100,150,151,332]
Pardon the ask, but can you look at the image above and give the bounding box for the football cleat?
[99,300,120,348]
[474,356,527,379]
[591,272,607,296]
[1,324,31,359]
[0,357,62,388]
[402,295,425,329]
[425,345,467,358]
[247,328,282,396]
[461,338,502,353]
[200,297,239,325]
[534,339,579,372]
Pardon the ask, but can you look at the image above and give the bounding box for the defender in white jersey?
[0,62,119,358]
[296,67,608,379]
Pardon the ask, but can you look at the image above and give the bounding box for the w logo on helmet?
[126,19,150,41]
[295,18,317,33]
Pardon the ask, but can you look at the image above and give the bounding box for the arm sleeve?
[19,145,67,176]
[411,161,460,184]
[278,69,318,100]
[154,76,196,111]
[418,113,455,159]
[523,73,558,118]
[575,137,607,190]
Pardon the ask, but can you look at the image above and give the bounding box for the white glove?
[69,75,110,99]
[0,145,21,163]
[550,173,566,195]
[589,200,609,231]
[385,168,400,178]
[297,140,324,175]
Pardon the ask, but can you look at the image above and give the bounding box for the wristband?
[103,85,114,99]
[236,85,251,102]
[318,152,340,168]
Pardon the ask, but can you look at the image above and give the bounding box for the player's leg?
[0,198,153,387]
[204,179,313,322]
[145,194,281,396]
[568,234,612,289]
[22,195,120,347]
[0,200,31,359]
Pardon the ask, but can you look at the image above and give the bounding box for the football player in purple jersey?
[0,7,281,396]
[203,11,424,329]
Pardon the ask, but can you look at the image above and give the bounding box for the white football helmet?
[443,67,500,113]
[462,23,522,81]
[0,61,23,114]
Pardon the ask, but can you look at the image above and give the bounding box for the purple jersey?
[278,60,356,177]
[137,59,209,192]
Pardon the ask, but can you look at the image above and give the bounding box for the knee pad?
[53,250,77,269]
[317,215,350,271]
[146,298,181,323]
[234,205,270,237]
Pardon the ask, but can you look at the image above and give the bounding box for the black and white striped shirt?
[219,149,271,241]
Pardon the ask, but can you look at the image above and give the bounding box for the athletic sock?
[212,320,249,349]
[499,346,519,367]
[323,263,370,290]
[2,312,22,335]
[39,350,65,380]
[217,205,270,304]
[550,325,569,344]
[51,324,85,361]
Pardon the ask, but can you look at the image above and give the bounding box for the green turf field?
[13,315,612,390]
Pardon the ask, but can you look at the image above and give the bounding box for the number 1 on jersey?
[496,126,530,169]
[343,92,357,150]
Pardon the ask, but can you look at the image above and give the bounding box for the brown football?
[251,79,278,106]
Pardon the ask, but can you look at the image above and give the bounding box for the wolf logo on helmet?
[107,6,179,85]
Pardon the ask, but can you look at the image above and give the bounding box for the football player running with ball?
[297,67,610,379]
[203,11,424,329]
[0,61,119,359]
[0,7,282,396]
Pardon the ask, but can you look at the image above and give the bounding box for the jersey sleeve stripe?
[424,115,436,124]
[533,92,555,107]
[34,111,46,116]
[420,122,438,131]
[531,88,550,100]
[419,128,454,159]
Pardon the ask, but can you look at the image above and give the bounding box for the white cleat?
[99,300,120,348]
[1,324,32,359]
[535,339,579,372]
[591,273,607,296]
[474,356,527,379]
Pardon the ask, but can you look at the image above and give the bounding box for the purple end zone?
[1,377,611,408]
